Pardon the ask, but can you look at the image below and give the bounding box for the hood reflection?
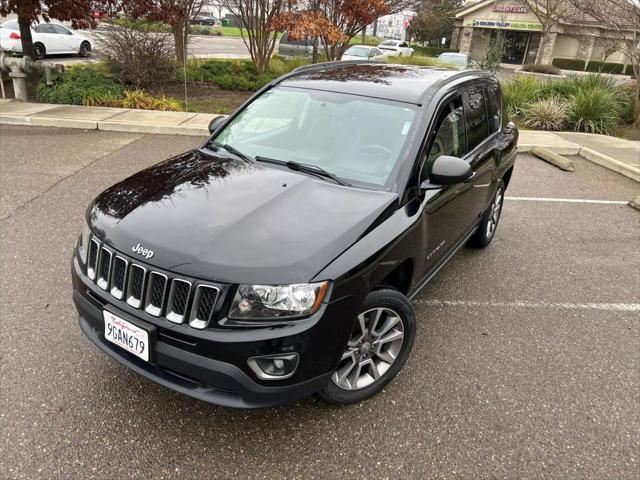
[91,150,253,221]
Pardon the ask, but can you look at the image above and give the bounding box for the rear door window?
[464,86,489,151]
[485,80,503,133]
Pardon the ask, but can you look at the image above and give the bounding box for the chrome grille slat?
[145,272,168,317]
[110,256,128,300]
[126,264,147,309]
[83,239,223,329]
[166,279,192,324]
[189,285,220,330]
[96,247,113,290]
[87,237,100,280]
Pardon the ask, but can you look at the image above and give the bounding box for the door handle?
[465,171,477,183]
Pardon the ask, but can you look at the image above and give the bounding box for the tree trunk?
[635,82,640,127]
[18,15,34,59]
[173,23,187,65]
[361,28,366,44]
[312,37,319,64]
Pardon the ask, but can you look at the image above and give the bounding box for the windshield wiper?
[255,156,351,186]
[210,142,255,164]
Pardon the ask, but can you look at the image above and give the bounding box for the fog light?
[247,353,299,380]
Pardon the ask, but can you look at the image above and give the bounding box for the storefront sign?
[493,5,529,13]
[464,18,543,31]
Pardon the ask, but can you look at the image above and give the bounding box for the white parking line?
[416,299,640,312]
[505,196,628,204]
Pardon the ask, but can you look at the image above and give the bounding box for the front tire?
[319,289,416,405]
[469,181,505,248]
[32,42,46,60]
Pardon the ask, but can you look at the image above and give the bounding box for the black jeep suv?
[72,63,517,408]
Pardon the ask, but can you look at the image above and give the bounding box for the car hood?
[89,149,398,284]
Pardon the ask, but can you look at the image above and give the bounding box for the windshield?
[439,53,467,66]
[209,87,417,187]
[344,46,371,58]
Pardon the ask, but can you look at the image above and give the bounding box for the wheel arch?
[375,258,414,295]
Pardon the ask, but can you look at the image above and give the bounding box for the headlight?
[229,281,330,319]
[78,221,91,264]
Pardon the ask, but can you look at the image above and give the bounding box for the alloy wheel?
[332,307,405,390]
[486,186,504,239]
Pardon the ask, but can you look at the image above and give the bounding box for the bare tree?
[123,0,207,65]
[569,0,640,125]
[517,0,569,64]
[221,0,287,73]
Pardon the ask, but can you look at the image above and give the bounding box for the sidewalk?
[1,100,638,181]
[0,99,219,136]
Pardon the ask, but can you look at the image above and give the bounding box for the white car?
[437,52,471,70]
[377,39,414,57]
[341,45,388,62]
[0,19,92,60]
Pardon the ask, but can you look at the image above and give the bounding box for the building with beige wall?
[451,0,639,72]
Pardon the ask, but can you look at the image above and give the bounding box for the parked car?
[0,19,92,59]
[191,15,217,26]
[277,31,324,57]
[438,52,471,70]
[72,63,517,408]
[341,45,388,62]
[377,39,414,57]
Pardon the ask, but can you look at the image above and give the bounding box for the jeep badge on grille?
[132,243,154,260]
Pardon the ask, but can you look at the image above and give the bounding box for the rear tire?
[79,41,91,57]
[469,181,505,248]
[33,42,46,60]
[319,289,416,405]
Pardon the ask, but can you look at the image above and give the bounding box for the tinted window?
[52,24,71,35]
[36,24,56,33]
[420,97,465,183]
[485,80,503,133]
[464,86,489,151]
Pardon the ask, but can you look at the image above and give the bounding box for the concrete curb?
[531,146,575,171]
[518,143,581,155]
[579,146,640,183]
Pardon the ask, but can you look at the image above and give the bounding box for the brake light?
[9,32,21,40]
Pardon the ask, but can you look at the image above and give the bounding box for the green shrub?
[182,57,309,91]
[552,58,585,71]
[501,76,543,119]
[522,63,561,75]
[411,46,457,57]
[37,66,124,105]
[586,61,624,74]
[568,86,621,134]
[388,55,443,67]
[613,84,637,124]
[524,98,568,130]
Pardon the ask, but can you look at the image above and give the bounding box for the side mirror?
[421,155,473,188]
[208,115,226,134]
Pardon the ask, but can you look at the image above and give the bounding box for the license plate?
[103,310,150,362]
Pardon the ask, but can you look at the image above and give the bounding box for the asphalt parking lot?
[1,125,638,479]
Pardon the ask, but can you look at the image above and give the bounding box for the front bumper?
[72,257,361,408]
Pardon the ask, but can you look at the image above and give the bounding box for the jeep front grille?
[83,235,221,329]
